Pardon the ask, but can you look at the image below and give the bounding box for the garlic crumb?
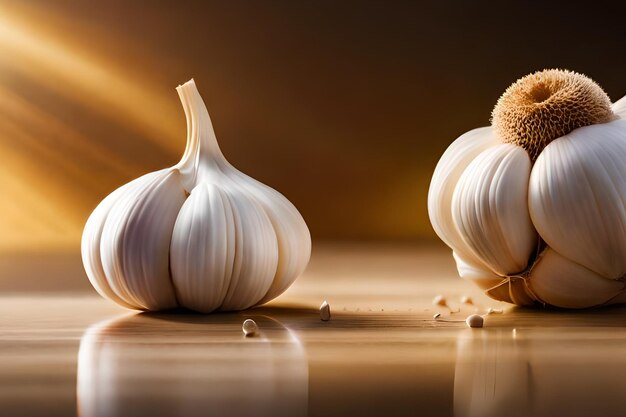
[433,313,441,319]
[320,301,331,321]
[242,319,258,337]
[460,295,473,305]
[432,295,448,307]
[466,314,484,328]
[487,307,503,315]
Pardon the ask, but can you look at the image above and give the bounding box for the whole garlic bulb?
[428,69,626,308]
[81,80,311,312]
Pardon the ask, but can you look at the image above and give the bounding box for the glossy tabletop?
[1,243,625,417]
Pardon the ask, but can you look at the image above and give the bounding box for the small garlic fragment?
[432,295,448,307]
[242,319,258,337]
[466,314,484,328]
[486,307,503,315]
[433,313,441,319]
[320,301,331,321]
[460,295,473,305]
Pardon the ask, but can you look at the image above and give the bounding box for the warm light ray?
[0,145,80,250]
[0,4,189,250]
[0,5,182,151]
[0,84,136,183]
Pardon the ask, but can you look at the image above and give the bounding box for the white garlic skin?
[82,80,311,313]
[428,92,626,308]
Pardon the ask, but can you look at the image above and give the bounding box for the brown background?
[1,0,626,249]
[2,5,625,415]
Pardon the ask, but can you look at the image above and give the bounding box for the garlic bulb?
[429,69,626,308]
[82,80,311,312]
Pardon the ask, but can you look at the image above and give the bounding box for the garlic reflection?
[454,330,531,417]
[77,314,308,417]
[454,327,626,417]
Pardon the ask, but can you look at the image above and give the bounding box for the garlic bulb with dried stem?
[82,80,311,312]
[429,69,626,308]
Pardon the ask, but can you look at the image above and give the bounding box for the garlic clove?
[529,119,626,279]
[83,170,175,309]
[428,127,500,266]
[453,252,503,291]
[81,179,140,310]
[169,183,236,313]
[100,169,186,310]
[208,184,276,309]
[454,253,537,306]
[528,248,624,308]
[451,144,537,276]
[232,172,311,304]
[612,94,626,119]
[170,183,279,312]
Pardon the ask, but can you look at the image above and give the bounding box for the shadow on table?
[484,303,626,328]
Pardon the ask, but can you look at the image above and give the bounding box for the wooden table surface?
[1,243,626,417]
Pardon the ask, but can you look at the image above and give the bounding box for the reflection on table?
[454,323,626,417]
[77,313,308,417]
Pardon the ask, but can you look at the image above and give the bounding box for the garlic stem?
[175,79,225,189]
[492,69,614,160]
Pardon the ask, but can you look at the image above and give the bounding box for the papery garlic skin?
[82,80,311,312]
[429,69,626,308]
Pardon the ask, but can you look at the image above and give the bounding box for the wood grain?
[1,243,625,417]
